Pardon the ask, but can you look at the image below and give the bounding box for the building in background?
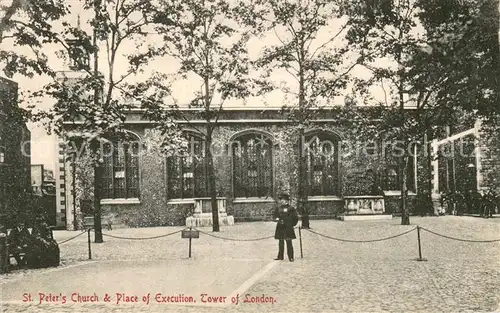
[0,77,31,228]
[31,164,58,227]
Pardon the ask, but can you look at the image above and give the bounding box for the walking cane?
[299,223,303,259]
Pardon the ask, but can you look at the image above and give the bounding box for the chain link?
[57,230,87,245]
[305,227,417,243]
[419,227,500,243]
[58,226,500,244]
[92,229,183,240]
[195,229,274,241]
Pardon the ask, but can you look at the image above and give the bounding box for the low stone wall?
[230,201,275,221]
[384,195,416,215]
[231,200,344,222]
[307,201,344,217]
[102,203,191,227]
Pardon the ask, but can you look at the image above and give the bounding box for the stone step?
[338,214,393,221]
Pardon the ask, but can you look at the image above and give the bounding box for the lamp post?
[467,163,476,191]
[466,162,476,215]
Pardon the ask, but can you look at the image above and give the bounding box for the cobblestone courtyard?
[1,216,500,313]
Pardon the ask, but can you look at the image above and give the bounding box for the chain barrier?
[92,229,184,240]
[57,230,87,245]
[419,226,500,243]
[195,229,274,242]
[56,226,500,244]
[52,224,500,264]
[305,227,417,243]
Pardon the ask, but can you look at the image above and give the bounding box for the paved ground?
[1,216,500,313]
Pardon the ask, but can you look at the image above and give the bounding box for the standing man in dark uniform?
[273,193,299,262]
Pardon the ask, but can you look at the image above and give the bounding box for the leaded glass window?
[100,139,140,199]
[232,133,273,198]
[167,133,209,199]
[304,132,339,196]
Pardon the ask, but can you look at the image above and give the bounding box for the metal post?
[416,226,426,261]
[188,227,192,258]
[299,226,303,259]
[87,228,92,260]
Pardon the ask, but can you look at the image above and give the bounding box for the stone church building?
[55,106,427,229]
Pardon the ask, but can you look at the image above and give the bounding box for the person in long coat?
[273,193,298,262]
[7,222,31,266]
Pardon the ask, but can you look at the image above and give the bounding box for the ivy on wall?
[69,113,408,227]
[479,118,500,194]
[73,151,94,230]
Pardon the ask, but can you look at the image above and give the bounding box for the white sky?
[0,0,411,170]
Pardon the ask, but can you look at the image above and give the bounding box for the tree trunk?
[298,127,310,228]
[72,159,78,230]
[297,47,310,229]
[425,132,434,215]
[400,154,410,225]
[93,164,103,243]
[205,133,220,232]
[399,82,410,225]
[92,0,103,243]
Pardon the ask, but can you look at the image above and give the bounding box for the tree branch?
[310,24,347,60]
[0,0,23,43]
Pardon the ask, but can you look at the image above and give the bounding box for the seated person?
[7,222,31,267]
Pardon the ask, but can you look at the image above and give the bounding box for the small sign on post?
[181,227,199,258]
[181,228,200,239]
[83,216,94,229]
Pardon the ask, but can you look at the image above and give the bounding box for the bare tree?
[125,0,260,231]
[254,0,365,228]
[27,0,152,239]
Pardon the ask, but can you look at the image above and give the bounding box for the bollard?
[416,226,427,261]
[299,226,303,259]
[87,229,92,260]
[189,227,192,258]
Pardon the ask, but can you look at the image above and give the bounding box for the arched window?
[232,132,273,198]
[167,132,208,199]
[99,136,140,199]
[304,131,340,196]
[382,141,416,192]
